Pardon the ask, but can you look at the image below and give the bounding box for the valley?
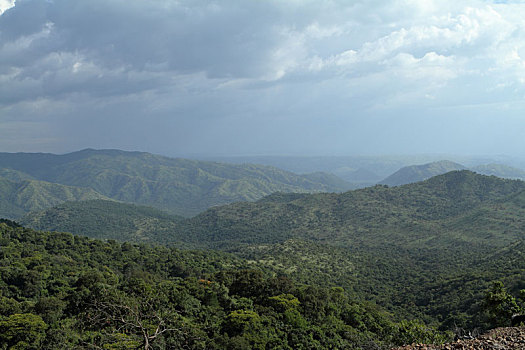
[5,2,525,348]
[1,150,525,348]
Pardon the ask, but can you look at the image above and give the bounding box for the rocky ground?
[393,327,525,349]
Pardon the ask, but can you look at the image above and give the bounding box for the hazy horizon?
[1,1,525,157]
[1,146,523,161]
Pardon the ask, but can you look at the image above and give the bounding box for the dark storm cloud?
[1,0,525,155]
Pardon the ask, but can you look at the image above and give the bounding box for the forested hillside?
[0,221,454,349]
[21,171,525,333]
[0,149,352,217]
[20,200,184,244]
[6,0,525,349]
[181,171,525,248]
[0,177,109,219]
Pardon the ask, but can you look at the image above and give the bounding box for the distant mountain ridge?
[471,163,525,180]
[379,160,467,186]
[0,149,353,217]
[379,160,525,186]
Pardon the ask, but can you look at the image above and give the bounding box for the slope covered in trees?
[180,171,525,248]
[0,149,352,217]
[0,221,454,349]
[20,200,184,244]
[0,177,110,219]
[21,171,525,333]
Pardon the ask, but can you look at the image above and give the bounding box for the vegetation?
[0,177,109,219]
[20,171,525,335]
[205,154,474,182]
[0,149,352,217]
[179,170,525,248]
[20,200,185,244]
[0,221,457,349]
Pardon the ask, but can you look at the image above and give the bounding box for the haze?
[1,0,525,157]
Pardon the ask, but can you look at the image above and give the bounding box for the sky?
[1,0,525,157]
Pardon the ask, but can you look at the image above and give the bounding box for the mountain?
[0,149,353,217]
[23,170,525,252]
[379,160,466,186]
[203,154,506,180]
[0,177,109,219]
[179,170,524,249]
[0,168,35,182]
[379,161,525,187]
[178,170,525,328]
[471,163,525,180]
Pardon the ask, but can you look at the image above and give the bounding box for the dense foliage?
[14,171,525,342]
[21,200,184,244]
[0,222,453,349]
[180,171,525,248]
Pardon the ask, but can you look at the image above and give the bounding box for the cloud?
[1,0,525,155]
[0,0,15,15]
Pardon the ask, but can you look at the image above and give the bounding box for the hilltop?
[26,169,525,248]
[204,154,513,184]
[180,170,525,249]
[379,160,467,186]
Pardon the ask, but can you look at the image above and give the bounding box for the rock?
[391,327,525,350]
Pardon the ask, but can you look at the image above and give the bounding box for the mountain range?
[3,149,525,220]
[203,154,525,183]
[0,149,352,218]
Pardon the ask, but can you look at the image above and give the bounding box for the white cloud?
[0,0,15,15]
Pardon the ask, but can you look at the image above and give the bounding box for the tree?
[483,281,521,327]
[0,313,47,349]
